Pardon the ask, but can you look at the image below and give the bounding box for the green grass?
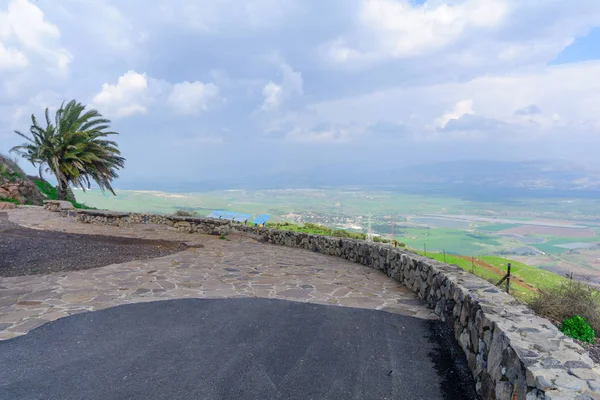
[266,222,367,240]
[414,251,568,302]
[0,197,19,205]
[32,179,94,210]
[398,227,503,255]
[531,237,600,254]
[33,179,57,199]
[478,256,567,289]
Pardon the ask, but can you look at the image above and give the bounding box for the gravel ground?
[0,212,188,277]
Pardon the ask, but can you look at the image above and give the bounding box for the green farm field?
[74,187,600,282]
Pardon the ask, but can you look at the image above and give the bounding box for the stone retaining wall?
[76,209,600,399]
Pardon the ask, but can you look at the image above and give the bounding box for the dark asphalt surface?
[0,212,187,277]
[0,298,478,400]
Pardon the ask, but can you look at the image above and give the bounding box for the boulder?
[0,202,16,210]
[43,200,75,212]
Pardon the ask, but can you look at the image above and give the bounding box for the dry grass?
[529,279,600,334]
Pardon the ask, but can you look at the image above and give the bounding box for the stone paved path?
[0,208,436,340]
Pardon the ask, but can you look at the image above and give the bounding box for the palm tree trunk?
[56,176,68,201]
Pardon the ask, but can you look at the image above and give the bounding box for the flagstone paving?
[0,207,436,340]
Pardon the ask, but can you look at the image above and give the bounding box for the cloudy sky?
[1,0,600,187]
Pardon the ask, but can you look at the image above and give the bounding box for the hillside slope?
[0,155,44,206]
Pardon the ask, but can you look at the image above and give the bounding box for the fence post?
[506,263,511,293]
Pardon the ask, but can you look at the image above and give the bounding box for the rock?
[544,390,587,400]
[43,200,74,212]
[0,202,16,210]
[7,185,19,195]
[566,361,592,370]
[554,373,585,391]
[588,380,600,393]
[569,368,598,381]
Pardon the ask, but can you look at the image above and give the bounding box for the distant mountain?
[116,160,600,200]
[384,160,600,200]
[394,160,600,191]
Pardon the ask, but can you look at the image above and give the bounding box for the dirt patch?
[499,225,595,238]
[0,212,189,277]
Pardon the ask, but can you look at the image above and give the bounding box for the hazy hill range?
[114,160,600,200]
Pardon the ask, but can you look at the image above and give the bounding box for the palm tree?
[10,100,125,201]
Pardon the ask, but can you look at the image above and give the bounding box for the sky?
[1,0,600,188]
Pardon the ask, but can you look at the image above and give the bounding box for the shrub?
[373,236,390,243]
[174,210,198,217]
[530,279,600,334]
[560,316,595,343]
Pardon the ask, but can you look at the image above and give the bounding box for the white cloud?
[327,0,507,63]
[261,82,283,111]
[91,71,149,118]
[277,60,600,145]
[0,42,27,70]
[92,72,221,118]
[168,81,220,115]
[0,0,71,72]
[5,0,600,173]
[52,1,141,53]
[437,99,474,128]
[324,0,600,70]
[260,63,303,111]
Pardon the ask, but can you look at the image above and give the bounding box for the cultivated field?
[75,188,600,281]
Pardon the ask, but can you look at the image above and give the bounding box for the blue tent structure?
[233,214,251,223]
[251,214,270,226]
[207,210,270,226]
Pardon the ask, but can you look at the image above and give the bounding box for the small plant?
[174,210,198,217]
[373,236,390,243]
[560,315,595,343]
[219,235,227,240]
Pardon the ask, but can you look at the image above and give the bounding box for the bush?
[373,236,390,244]
[174,210,198,217]
[530,279,600,334]
[332,229,367,240]
[560,316,595,343]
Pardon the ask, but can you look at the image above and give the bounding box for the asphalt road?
[0,298,478,400]
[0,212,186,277]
